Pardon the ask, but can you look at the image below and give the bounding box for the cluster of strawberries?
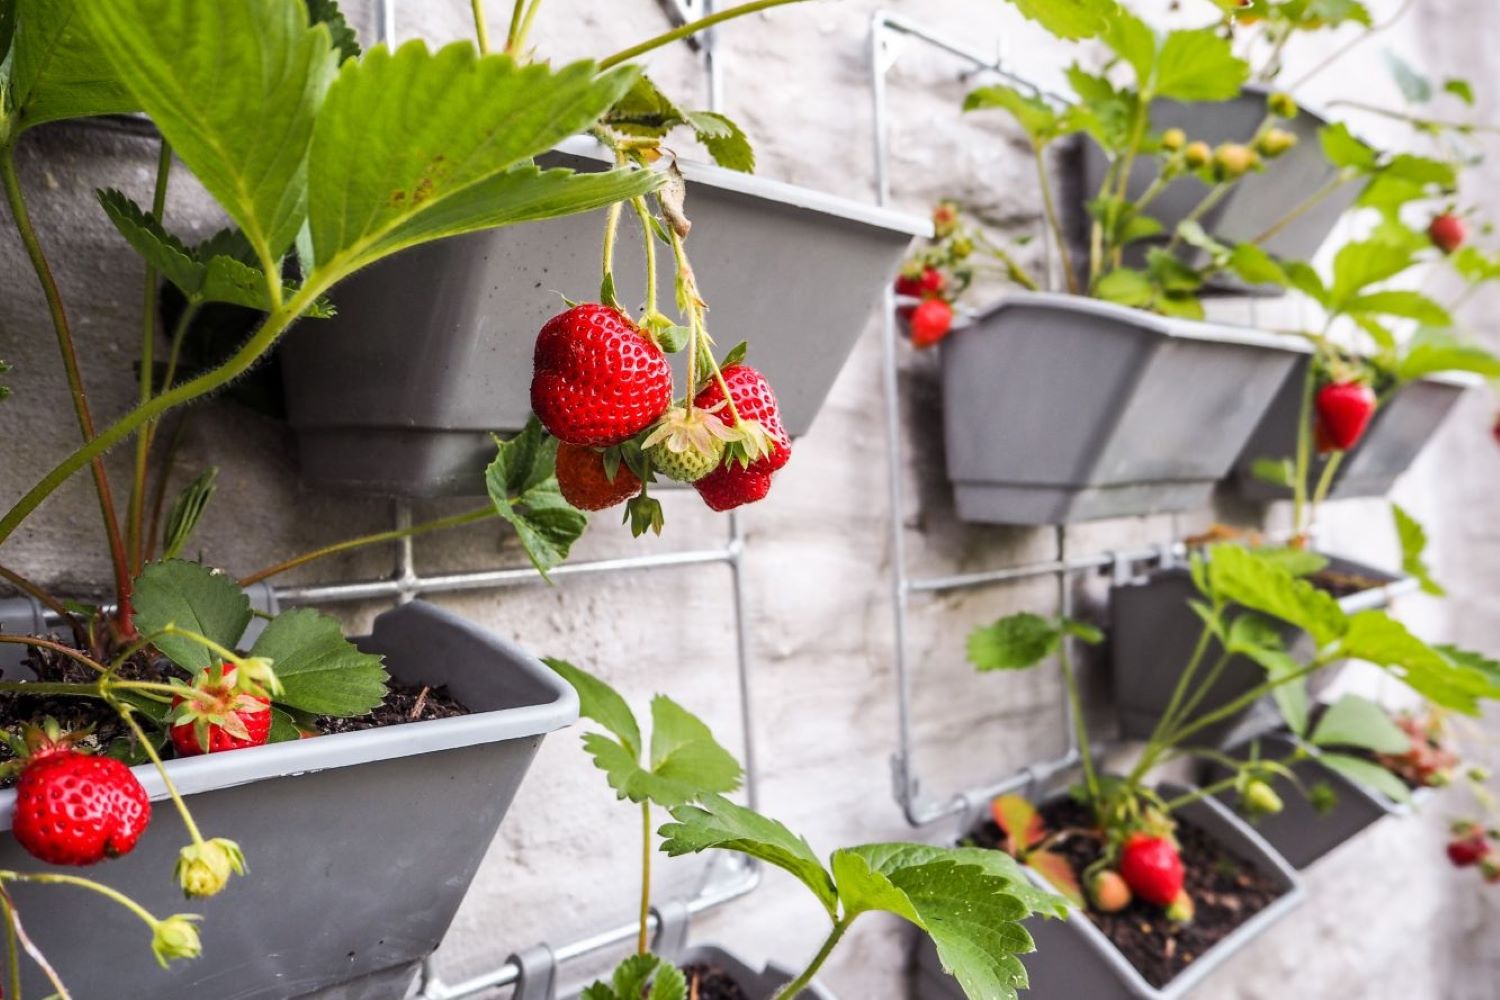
[1377,713,1461,789]
[9,666,270,868]
[1446,820,1500,883]
[893,201,963,349]
[1088,832,1194,923]
[531,303,791,513]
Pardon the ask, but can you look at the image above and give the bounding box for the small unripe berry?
[1256,127,1298,158]
[1161,127,1186,152]
[1214,143,1260,179]
[152,915,203,967]
[1089,869,1132,912]
[1184,141,1213,169]
[1242,779,1284,816]
[1165,890,1196,924]
[1268,91,1298,118]
[932,200,960,239]
[175,837,246,899]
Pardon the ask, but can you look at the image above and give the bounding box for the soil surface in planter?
[0,641,470,784]
[682,962,752,1000]
[1307,568,1386,600]
[972,798,1283,990]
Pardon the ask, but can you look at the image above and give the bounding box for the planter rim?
[960,291,1313,355]
[0,601,579,827]
[554,135,931,238]
[1016,780,1305,1000]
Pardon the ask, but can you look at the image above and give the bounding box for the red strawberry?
[1448,834,1489,868]
[555,442,640,511]
[531,304,673,447]
[1118,833,1184,907]
[1315,381,1376,453]
[894,265,945,300]
[170,664,272,756]
[694,464,773,512]
[693,366,791,476]
[1429,213,1466,255]
[910,299,954,349]
[14,750,151,866]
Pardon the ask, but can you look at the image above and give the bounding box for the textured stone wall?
[1,1,1498,997]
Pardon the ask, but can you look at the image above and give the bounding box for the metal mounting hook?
[508,944,558,1000]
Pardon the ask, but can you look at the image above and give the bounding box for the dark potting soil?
[1307,568,1385,599]
[971,797,1283,990]
[681,963,752,1000]
[0,637,471,781]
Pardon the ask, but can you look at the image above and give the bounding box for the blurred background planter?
[940,293,1306,524]
[280,137,927,497]
[0,601,576,1000]
[558,944,836,1000]
[1080,86,1356,296]
[1109,554,1415,746]
[1228,363,1475,503]
[910,781,1304,1000]
[1202,732,1424,871]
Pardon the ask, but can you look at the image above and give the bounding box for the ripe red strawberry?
[531,304,673,447]
[694,464,773,512]
[14,749,151,866]
[555,442,641,511]
[910,299,954,349]
[1429,213,1466,255]
[1315,381,1376,453]
[693,365,791,476]
[895,265,945,300]
[1118,833,1184,907]
[1448,833,1489,868]
[170,664,272,756]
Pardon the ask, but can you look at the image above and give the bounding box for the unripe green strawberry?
[1166,889,1195,924]
[643,405,733,484]
[151,915,203,967]
[1268,91,1298,118]
[1214,143,1260,179]
[1161,127,1186,152]
[1184,141,1213,169]
[1256,127,1298,158]
[1242,778,1284,816]
[176,837,247,898]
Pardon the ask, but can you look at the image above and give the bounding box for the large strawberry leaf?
[1000,0,1120,40]
[249,607,388,716]
[579,954,685,1000]
[132,559,252,672]
[1309,694,1409,754]
[1152,28,1248,101]
[485,420,588,578]
[1204,544,1348,647]
[1316,751,1411,804]
[968,613,1102,671]
[5,0,137,133]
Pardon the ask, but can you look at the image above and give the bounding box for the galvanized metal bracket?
[507,944,558,1000]
[650,901,692,962]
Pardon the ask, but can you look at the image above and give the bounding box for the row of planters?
[896,0,1500,527]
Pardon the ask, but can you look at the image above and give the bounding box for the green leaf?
[1396,328,1500,382]
[1000,0,1120,39]
[1094,267,1154,306]
[1317,751,1411,804]
[1384,50,1432,104]
[1329,239,1415,305]
[1229,244,1290,288]
[968,613,1060,671]
[485,420,588,578]
[660,793,840,919]
[1250,457,1294,488]
[79,0,339,270]
[1338,610,1500,714]
[268,707,301,743]
[1255,547,1329,578]
[1310,694,1409,753]
[837,843,1044,1000]
[964,84,1061,145]
[646,696,743,801]
[307,43,652,271]
[96,189,203,293]
[544,657,640,757]
[1226,613,1309,735]
[1102,11,1155,85]
[1345,290,1452,326]
[6,0,138,132]
[1205,544,1348,647]
[1393,503,1444,597]
[1319,122,1377,173]
[685,110,754,173]
[161,467,218,561]
[1444,78,1475,106]
[1153,28,1249,101]
[305,0,359,63]
[133,559,252,672]
[1284,261,1328,305]
[249,607,388,716]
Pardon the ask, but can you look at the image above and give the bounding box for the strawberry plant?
[548,661,1067,1000]
[0,0,817,988]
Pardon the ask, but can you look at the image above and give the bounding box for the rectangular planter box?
[558,944,834,1000]
[0,600,577,1000]
[1202,732,1424,871]
[1228,360,1474,503]
[281,137,928,497]
[1081,85,1357,295]
[940,292,1307,524]
[1110,553,1414,746]
[911,781,1304,1000]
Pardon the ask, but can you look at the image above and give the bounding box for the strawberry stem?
[599,0,811,71]
[0,891,19,1000]
[2,871,161,931]
[112,701,207,848]
[631,196,659,316]
[473,0,493,54]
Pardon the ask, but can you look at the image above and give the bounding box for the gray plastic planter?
[1202,732,1426,870]
[911,782,1304,1000]
[1110,553,1413,746]
[940,292,1307,524]
[1081,85,1356,294]
[0,599,577,1000]
[281,136,927,497]
[1229,361,1474,503]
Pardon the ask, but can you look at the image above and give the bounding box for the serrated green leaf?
[1317,751,1411,803]
[133,559,252,672]
[305,0,358,63]
[268,707,300,743]
[964,85,1059,145]
[1284,260,1328,305]
[1310,694,1409,753]
[1206,545,1348,647]
[1396,329,1500,382]
[96,189,204,292]
[1338,610,1500,713]
[968,613,1060,671]
[1393,503,1444,596]
[660,793,839,919]
[308,43,654,271]
[1000,0,1120,39]
[1102,11,1155,85]
[1094,267,1154,306]
[249,607,388,716]
[645,695,743,802]
[544,657,640,757]
[611,953,667,1000]
[485,420,588,578]
[162,467,218,560]
[1227,612,1310,734]
[1153,28,1248,101]
[1329,240,1415,306]
[648,964,685,1000]
[1345,290,1451,326]
[79,0,338,271]
[1230,244,1290,287]
[686,110,754,173]
[1319,122,1377,173]
[7,0,137,132]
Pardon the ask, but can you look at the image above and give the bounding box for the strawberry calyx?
[169,663,272,755]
